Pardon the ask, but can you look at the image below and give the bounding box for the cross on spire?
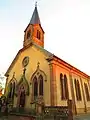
[35,1,37,7]
[30,1,41,25]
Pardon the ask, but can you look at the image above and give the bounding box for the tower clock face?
[22,56,29,67]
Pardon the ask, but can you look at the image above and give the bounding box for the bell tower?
[23,3,44,48]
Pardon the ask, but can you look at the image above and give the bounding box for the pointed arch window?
[12,82,15,98]
[31,68,46,102]
[64,75,68,99]
[60,73,68,100]
[77,80,81,100]
[74,79,82,100]
[33,74,44,100]
[84,83,90,101]
[39,75,43,96]
[8,81,16,104]
[8,83,13,99]
[60,73,64,99]
[34,77,38,97]
[74,79,78,100]
[27,31,31,39]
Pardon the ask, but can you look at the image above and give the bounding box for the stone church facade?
[4,4,90,119]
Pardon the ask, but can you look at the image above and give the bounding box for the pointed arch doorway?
[19,85,26,108]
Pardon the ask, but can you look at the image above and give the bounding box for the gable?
[5,43,51,106]
[5,43,52,76]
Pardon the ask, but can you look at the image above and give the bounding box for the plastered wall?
[6,45,51,108]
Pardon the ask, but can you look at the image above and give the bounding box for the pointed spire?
[30,2,41,25]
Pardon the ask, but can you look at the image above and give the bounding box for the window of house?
[12,82,15,98]
[27,31,31,39]
[8,83,12,99]
[60,73,68,100]
[74,79,82,101]
[64,75,68,99]
[74,79,78,100]
[60,73,63,99]
[8,81,16,104]
[33,75,44,99]
[37,30,41,40]
[39,75,43,96]
[77,80,82,100]
[84,83,90,101]
[34,77,38,98]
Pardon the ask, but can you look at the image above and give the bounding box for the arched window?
[74,79,81,100]
[84,83,90,101]
[27,31,31,39]
[74,79,78,100]
[60,73,64,100]
[60,73,68,100]
[39,75,43,96]
[34,77,38,97]
[77,80,81,100]
[64,75,68,99]
[31,69,46,101]
[8,82,16,103]
[8,83,12,98]
[37,30,41,39]
[12,82,15,98]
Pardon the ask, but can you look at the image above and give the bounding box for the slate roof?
[30,5,41,25]
[24,5,44,32]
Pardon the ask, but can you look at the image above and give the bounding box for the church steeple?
[30,3,41,25]
[23,3,44,48]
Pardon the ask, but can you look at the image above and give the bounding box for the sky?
[0,0,90,77]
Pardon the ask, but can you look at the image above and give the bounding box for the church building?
[4,4,90,119]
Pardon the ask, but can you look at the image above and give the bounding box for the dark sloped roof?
[30,6,41,25]
[24,5,44,33]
